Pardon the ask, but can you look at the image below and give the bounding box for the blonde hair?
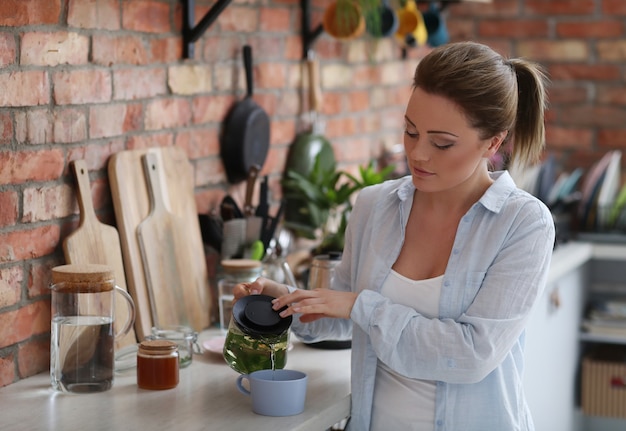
[413,42,548,169]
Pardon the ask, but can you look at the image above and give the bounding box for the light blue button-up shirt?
[291,171,555,430]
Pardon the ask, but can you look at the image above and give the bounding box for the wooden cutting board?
[62,159,137,350]
[108,147,210,339]
[137,152,192,328]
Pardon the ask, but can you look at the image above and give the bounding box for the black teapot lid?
[232,294,292,337]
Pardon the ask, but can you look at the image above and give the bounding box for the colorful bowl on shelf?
[365,0,399,38]
[394,0,427,48]
[323,0,366,41]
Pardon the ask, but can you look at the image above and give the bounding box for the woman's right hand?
[233,277,290,301]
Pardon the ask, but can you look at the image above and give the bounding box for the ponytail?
[508,59,549,169]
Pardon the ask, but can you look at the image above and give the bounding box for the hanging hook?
[301,0,324,59]
[183,0,233,59]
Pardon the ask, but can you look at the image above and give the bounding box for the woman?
[235,42,555,431]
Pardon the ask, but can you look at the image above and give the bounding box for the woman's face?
[403,88,502,194]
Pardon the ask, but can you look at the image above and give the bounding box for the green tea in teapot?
[222,295,292,374]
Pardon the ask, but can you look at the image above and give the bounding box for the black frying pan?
[220,45,271,184]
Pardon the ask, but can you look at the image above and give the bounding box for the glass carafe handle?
[114,286,136,339]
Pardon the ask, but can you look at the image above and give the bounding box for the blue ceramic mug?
[236,369,308,416]
[423,2,449,47]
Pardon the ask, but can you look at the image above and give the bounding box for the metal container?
[307,252,342,290]
[306,252,351,350]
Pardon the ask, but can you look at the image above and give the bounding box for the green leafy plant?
[283,155,395,253]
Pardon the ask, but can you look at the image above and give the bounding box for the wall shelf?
[580,331,626,346]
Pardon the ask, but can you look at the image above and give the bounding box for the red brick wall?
[449,0,626,173]
[0,0,624,387]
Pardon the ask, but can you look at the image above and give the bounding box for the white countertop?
[548,242,594,285]
[2,241,623,431]
[0,330,351,431]
[548,240,626,285]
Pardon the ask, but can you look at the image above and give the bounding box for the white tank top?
[370,270,443,431]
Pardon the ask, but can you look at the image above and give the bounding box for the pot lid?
[232,295,292,337]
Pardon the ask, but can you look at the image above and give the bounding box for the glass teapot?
[223,294,292,374]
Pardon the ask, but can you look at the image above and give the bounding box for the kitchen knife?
[262,198,286,250]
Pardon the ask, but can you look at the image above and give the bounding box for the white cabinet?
[524,252,587,431]
[523,242,626,431]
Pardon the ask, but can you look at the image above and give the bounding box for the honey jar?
[137,339,179,390]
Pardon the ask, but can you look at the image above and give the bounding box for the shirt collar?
[478,170,516,213]
[392,170,517,213]
[394,176,416,202]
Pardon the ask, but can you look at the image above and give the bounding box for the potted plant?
[283,155,395,254]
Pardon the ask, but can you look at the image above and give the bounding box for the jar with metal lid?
[305,253,351,350]
[223,294,292,374]
[137,339,179,390]
[218,259,263,332]
[307,252,342,290]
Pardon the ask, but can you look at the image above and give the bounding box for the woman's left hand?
[271,288,358,323]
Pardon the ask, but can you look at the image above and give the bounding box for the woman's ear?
[484,130,508,157]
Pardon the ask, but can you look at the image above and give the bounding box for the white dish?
[115,344,138,372]
[597,150,622,228]
[203,336,226,355]
[557,167,583,201]
[580,151,613,213]
[547,171,568,207]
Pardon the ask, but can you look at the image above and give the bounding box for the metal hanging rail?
[182,0,233,59]
[301,0,324,59]
[181,0,491,60]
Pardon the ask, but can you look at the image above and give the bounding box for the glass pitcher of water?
[50,264,135,393]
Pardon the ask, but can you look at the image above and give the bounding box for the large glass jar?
[49,264,135,393]
[223,294,292,374]
[218,259,262,332]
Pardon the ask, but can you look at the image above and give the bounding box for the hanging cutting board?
[137,152,191,328]
[62,159,137,350]
[108,147,210,340]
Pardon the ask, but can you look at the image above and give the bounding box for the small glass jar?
[147,326,197,369]
[218,259,262,332]
[137,340,179,390]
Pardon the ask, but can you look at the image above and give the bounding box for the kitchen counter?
[548,240,626,285]
[2,241,620,431]
[0,330,351,431]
